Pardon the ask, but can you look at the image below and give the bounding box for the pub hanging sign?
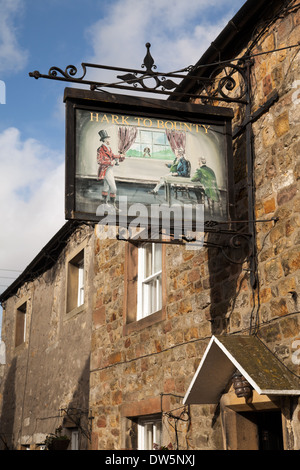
[64,88,234,240]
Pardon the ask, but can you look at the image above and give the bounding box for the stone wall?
[0,224,94,450]
[89,2,300,450]
[250,3,300,375]
[90,238,226,450]
[0,1,299,452]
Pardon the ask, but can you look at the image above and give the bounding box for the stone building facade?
[0,0,299,450]
[0,222,95,449]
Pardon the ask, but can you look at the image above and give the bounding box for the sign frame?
[64,87,235,235]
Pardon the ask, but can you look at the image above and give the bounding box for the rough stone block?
[277,184,298,206]
[263,74,273,96]
[270,298,288,317]
[281,316,300,339]
[163,378,175,394]
[263,197,276,214]
[274,111,290,137]
[262,124,276,148]
[93,305,106,327]
[264,258,284,283]
[281,248,300,275]
[260,287,272,304]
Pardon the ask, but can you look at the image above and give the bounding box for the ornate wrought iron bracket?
[29,43,254,263]
[29,43,250,105]
[117,218,253,265]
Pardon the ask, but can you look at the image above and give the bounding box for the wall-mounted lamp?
[232,370,252,398]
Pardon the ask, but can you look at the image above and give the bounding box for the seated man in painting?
[191,157,221,214]
[148,148,190,194]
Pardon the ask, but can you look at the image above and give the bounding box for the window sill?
[14,342,27,354]
[65,303,86,320]
[123,308,165,336]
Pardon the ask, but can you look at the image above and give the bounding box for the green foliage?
[126,149,174,160]
[153,442,173,450]
[43,426,69,450]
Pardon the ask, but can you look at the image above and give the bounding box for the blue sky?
[0,0,246,314]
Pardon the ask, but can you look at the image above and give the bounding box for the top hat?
[98,129,110,141]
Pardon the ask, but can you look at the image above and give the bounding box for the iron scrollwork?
[29,43,250,104]
[216,64,247,101]
[211,63,247,101]
[48,64,87,81]
[30,64,87,83]
[221,232,252,265]
[116,43,178,92]
[190,61,248,105]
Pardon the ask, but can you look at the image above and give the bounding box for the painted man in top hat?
[97,129,125,209]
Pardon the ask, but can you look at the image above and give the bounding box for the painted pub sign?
[64,88,234,237]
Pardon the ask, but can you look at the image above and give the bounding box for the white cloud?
[0,128,65,277]
[0,0,28,76]
[85,0,242,74]
[0,0,245,286]
[53,94,66,122]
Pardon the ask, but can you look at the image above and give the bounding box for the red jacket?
[97,144,124,180]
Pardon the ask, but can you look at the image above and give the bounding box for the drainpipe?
[243,59,261,338]
[244,59,257,292]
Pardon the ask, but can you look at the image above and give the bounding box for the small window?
[77,259,84,307]
[221,391,285,450]
[15,301,27,347]
[137,243,162,320]
[240,410,284,450]
[71,429,79,450]
[66,249,85,313]
[20,444,30,450]
[138,415,162,450]
[124,242,166,334]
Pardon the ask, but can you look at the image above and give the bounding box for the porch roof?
[183,335,300,405]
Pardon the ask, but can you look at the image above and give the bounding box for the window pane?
[142,274,162,316]
[153,132,166,144]
[15,302,27,347]
[77,262,84,307]
[153,421,162,446]
[144,244,153,278]
[142,282,150,318]
[138,417,162,450]
[67,249,85,313]
[137,244,162,319]
[71,430,79,450]
[151,278,157,313]
[154,244,162,272]
[140,130,152,144]
[143,243,162,278]
[145,423,153,450]
[156,276,162,311]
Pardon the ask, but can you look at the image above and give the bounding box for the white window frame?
[71,430,79,450]
[66,247,85,314]
[138,416,162,450]
[137,243,162,320]
[22,307,27,343]
[131,128,172,159]
[77,259,85,307]
[15,301,27,347]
